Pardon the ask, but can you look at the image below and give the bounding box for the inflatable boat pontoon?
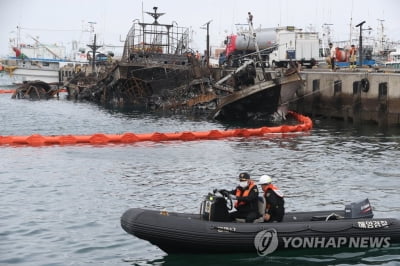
[121,193,400,255]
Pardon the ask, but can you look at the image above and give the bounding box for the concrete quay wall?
[292,70,400,126]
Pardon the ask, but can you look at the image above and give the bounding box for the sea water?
[0,92,399,265]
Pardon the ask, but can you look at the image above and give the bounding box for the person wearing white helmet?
[259,174,285,222]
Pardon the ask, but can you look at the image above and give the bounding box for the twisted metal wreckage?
[64,7,303,121]
[11,80,60,100]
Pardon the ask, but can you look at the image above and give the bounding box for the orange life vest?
[264,184,284,198]
[264,184,284,210]
[234,181,256,208]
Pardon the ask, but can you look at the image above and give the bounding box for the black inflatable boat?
[121,193,400,255]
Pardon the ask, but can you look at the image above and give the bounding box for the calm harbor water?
[1,91,400,265]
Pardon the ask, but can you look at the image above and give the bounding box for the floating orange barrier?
[0,88,67,94]
[0,111,312,146]
[0,89,16,94]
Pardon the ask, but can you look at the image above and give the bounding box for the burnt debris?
[63,7,302,122]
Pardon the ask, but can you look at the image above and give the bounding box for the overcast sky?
[0,0,399,57]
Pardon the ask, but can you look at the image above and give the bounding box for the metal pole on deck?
[87,34,102,76]
[248,12,268,80]
[202,20,212,67]
[356,21,365,67]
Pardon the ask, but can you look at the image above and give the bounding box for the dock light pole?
[201,20,212,67]
[355,21,366,67]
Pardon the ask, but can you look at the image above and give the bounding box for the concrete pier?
[291,69,400,126]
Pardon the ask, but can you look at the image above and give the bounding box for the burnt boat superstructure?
[119,6,193,94]
[67,7,211,110]
[65,7,302,122]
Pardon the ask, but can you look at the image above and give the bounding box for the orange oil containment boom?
[0,89,67,94]
[0,111,312,146]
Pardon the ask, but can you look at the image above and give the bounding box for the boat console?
[200,192,232,222]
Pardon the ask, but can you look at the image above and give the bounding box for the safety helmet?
[259,175,272,185]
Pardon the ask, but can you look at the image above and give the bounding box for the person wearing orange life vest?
[227,172,260,223]
[349,44,357,70]
[259,175,285,222]
[329,43,336,71]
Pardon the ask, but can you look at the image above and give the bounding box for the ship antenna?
[145,6,165,25]
[349,0,354,44]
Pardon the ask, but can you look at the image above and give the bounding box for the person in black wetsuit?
[227,172,260,223]
[259,175,285,222]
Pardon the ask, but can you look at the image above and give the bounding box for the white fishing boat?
[1,22,118,84]
[2,39,88,84]
[384,47,400,69]
[0,71,19,88]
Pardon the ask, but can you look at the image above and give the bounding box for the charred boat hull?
[211,69,303,121]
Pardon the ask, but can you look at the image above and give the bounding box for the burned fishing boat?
[12,80,60,100]
[66,7,302,121]
[67,7,200,107]
[209,61,302,121]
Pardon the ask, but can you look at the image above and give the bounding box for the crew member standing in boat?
[248,12,253,26]
[227,172,260,223]
[259,175,285,222]
[329,43,336,71]
[349,44,357,70]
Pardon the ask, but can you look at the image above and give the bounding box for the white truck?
[269,27,320,68]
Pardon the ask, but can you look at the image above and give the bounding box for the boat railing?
[122,17,190,61]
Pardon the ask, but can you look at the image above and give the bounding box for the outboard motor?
[344,198,374,219]
[200,193,231,222]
